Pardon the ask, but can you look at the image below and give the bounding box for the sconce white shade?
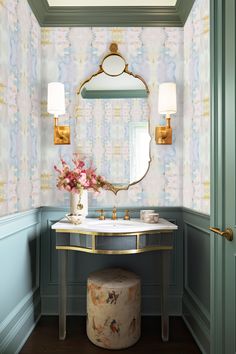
[47,82,65,116]
[158,82,177,115]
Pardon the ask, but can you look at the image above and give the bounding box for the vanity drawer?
[56,233,93,249]
[56,232,174,253]
[95,235,137,251]
[139,233,173,249]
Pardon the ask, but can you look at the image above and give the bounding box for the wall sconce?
[47,82,70,145]
[155,82,177,145]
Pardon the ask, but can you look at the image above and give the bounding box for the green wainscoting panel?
[27,0,195,27]
[0,206,210,353]
[0,209,41,354]
[40,206,184,316]
[182,208,210,354]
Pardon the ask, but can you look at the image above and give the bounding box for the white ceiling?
[47,0,177,6]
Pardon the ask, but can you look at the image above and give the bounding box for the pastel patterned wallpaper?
[40,27,184,209]
[75,97,149,186]
[183,0,210,214]
[0,0,41,216]
[0,0,210,216]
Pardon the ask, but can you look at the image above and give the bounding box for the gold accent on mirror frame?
[76,43,152,195]
[77,43,149,95]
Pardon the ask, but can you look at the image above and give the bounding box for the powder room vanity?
[51,43,178,344]
[51,217,178,342]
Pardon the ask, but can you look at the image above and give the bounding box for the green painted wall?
[182,208,210,354]
[0,206,209,353]
[0,210,41,354]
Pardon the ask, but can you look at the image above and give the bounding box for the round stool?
[86,268,141,349]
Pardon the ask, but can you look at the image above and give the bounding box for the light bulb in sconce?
[155,82,177,145]
[47,82,70,145]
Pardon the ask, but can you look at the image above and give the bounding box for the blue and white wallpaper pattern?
[183,0,210,214]
[0,0,210,216]
[40,27,184,209]
[75,97,149,185]
[0,0,41,216]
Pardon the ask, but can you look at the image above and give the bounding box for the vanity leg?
[59,250,67,340]
[161,250,170,342]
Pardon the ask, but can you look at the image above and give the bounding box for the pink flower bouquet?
[54,154,110,194]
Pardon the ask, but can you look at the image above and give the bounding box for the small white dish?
[140,210,155,220]
[143,212,159,223]
[65,213,83,225]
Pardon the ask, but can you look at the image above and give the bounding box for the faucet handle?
[123,209,136,220]
[123,209,131,220]
[96,209,105,220]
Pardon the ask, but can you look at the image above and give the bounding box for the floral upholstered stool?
[87,268,141,349]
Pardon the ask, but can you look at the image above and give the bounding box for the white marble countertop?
[51,217,178,234]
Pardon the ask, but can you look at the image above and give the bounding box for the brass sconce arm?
[54,116,70,145]
[155,114,172,145]
[156,82,176,145]
[47,82,70,145]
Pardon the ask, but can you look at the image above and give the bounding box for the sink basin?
[53,217,178,234]
[87,219,147,232]
[88,219,141,227]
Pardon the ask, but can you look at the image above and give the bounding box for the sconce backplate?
[155,126,172,145]
[54,126,70,145]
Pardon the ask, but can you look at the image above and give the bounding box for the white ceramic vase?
[69,190,88,218]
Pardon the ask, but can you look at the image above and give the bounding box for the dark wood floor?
[20,316,201,354]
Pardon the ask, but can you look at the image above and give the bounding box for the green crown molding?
[175,0,195,24]
[27,0,195,27]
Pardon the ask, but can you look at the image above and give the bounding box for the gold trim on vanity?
[56,245,173,255]
[55,228,174,255]
[136,234,140,249]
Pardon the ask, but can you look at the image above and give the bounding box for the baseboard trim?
[16,314,41,354]
[182,293,210,354]
[182,315,206,354]
[0,288,41,354]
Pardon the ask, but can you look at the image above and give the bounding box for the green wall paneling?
[0,209,41,354]
[182,208,210,354]
[0,206,210,353]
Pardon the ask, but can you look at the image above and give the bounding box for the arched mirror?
[76,43,151,194]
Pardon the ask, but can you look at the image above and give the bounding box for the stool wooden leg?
[161,251,170,342]
[59,250,67,340]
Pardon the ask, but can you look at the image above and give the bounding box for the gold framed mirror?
[76,43,151,194]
